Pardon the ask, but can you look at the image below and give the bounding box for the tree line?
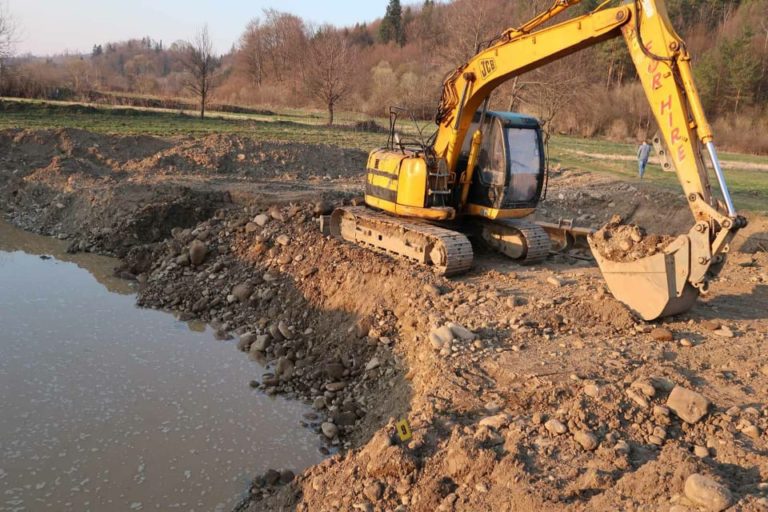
[1,0,767,152]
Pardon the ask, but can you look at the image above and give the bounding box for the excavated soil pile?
[590,214,676,262]
[0,128,367,182]
[2,129,768,511]
[129,203,445,451]
[0,127,367,257]
[121,201,768,512]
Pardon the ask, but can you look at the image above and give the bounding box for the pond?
[0,220,323,511]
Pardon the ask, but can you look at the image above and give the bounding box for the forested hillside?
[1,0,767,152]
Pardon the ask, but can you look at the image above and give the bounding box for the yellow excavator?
[330,0,747,321]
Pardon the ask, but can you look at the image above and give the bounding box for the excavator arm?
[603,0,747,319]
[432,0,747,319]
[433,2,632,174]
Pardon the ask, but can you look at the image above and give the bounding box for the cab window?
[505,128,541,203]
[477,119,506,186]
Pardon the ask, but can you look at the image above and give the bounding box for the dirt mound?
[0,128,367,183]
[131,202,444,459]
[590,214,675,262]
[123,202,762,512]
[4,178,229,257]
[126,134,367,179]
[537,170,692,236]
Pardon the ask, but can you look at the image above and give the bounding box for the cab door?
[467,117,508,209]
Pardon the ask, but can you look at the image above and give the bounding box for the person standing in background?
[637,139,651,179]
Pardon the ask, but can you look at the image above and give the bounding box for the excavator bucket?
[589,234,699,321]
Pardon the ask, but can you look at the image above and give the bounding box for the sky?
[7,0,390,56]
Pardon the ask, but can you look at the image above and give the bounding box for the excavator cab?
[459,112,545,218]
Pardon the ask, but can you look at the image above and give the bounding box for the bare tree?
[516,55,590,142]
[182,25,218,119]
[66,58,93,94]
[264,10,306,84]
[439,0,521,65]
[0,3,17,85]
[238,10,307,88]
[239,19,266,87]
[304,27,356,126]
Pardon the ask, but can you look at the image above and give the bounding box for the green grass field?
[0,98,393,148]
[549,136,768,214]
[1,98,765,214]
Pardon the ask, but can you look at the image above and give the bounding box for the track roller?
[480,219,551,263]
[329,206,473,276]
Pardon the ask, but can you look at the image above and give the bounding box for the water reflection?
[0,219,323,511]
[0,220,133,295]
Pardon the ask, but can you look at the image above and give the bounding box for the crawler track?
[330,206,473,276]
[480,219,551,264]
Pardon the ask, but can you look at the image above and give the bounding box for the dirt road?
[1,128,767,511]
[565,148,768,172]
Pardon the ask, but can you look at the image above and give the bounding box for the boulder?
[249,334,270,353]
[231,283,252,302]
[545,419,568,435]
[237,332,256,352]
[583,384,600,398]
[324,362,346,380]
[547,276,564,287]
[326,382,346,392]
[684,473,733,512]
[478,413,511,431]
[363,481,385,502]
[275,357,294,380]
[321,422,339,439]
[269,323,285,341]
[631,379,656,398]
[264,469,280,486]
[447,322,476,342]
[667,385,710,424]
[335,411,357,426]
[429,325,454,350]
[189,240,208,266]
[574,430,599,451]
[277,320,293,339]
[279,469,294,485]
[650,327,674,342]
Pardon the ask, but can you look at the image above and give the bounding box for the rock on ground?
[573,430,599,451]
[651,327,674,342]
[667,386,711,424]
[189,240,208,266]
[684,473,734,512]
[545,419,568,435]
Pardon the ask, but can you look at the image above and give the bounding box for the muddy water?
[0,220,323,511]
